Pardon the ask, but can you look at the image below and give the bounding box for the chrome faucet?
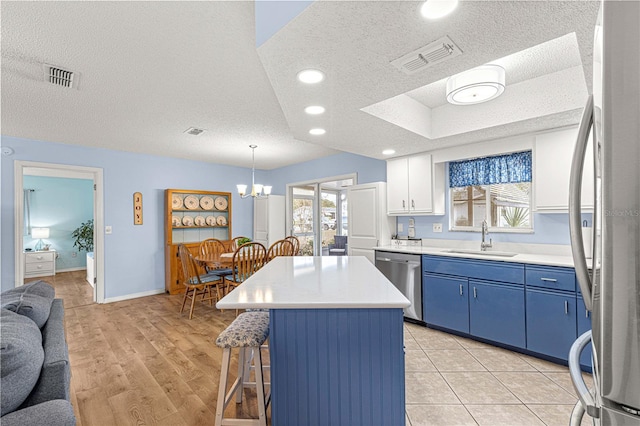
[481,220,492,251]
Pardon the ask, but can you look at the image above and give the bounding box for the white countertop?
[374,245,582,268]
[216,256,411,310]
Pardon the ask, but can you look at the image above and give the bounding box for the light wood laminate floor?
[41,271,593,425]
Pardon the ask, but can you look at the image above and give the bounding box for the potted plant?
[236,237,251,247]
[71,219,94,252]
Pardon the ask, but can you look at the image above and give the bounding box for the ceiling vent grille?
[43,64,75,88]
[184,127,205,136]
[391,36,462,75]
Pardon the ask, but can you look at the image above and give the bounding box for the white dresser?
[24,250,56,278]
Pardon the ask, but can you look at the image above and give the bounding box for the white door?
[348,182,393,252]
[254,197,269,247]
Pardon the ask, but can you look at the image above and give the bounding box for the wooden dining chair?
[223,242,267,296]
[284,235,300,255]
[267,239,295,262]
[199,238,233,277]
[177,244,223,319]
[230,236,250,252]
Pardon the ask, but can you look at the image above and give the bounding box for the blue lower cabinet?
[423,273,469,333]
[526,289,577,361]
[469,280,526,348]
[269,308,406,426]
[576,296,593,370]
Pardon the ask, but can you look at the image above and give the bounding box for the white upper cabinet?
[534,127,594,212]
[387,153,444,215]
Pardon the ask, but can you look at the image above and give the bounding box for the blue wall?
[23,176,94,270]
[1,136,387,298]
[267,152,387,191]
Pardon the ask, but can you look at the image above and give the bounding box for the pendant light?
[237,145,271,198]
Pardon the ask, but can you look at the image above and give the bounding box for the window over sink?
[449,151,533,232]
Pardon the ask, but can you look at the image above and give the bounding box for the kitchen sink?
[442,249,518,258]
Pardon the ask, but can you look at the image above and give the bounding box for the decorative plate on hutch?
[214,197,228,211]
[200,196,214,210]
[216,215,227,226]
[194,216,206,226]
[205,216,216,226]
[172,194,184,209]
[171,215,181,227]
[184,195,199,210]
[182,216,194,227]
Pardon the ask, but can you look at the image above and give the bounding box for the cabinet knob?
[36,255,43,260]
[540,277,557,283]
[37,265,43,269]
[473,287,477,298]
[459,284,463,296]
[564,300,569,315]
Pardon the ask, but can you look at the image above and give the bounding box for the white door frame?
[14,160,105,303]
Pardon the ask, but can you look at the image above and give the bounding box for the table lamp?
[32,227,50,251]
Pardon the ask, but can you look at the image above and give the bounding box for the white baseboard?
[103,289,165,304]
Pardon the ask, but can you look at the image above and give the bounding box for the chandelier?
[237,145,271,198]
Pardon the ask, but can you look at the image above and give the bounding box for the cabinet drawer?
[423,255,524,284]
[25,252,55,263]
[25,262,54,273]
[525,265,576,292]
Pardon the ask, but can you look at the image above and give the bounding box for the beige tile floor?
[403,322,594,426]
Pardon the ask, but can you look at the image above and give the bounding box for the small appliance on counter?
[391,237,422,248]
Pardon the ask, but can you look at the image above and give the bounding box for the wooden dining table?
[194,252,234,269]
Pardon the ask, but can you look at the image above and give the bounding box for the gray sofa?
[1,281,75,426]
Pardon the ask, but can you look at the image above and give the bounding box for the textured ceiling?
[1,1,600,169]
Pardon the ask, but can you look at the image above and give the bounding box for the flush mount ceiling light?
[297,69,325,84]
[446,64,506,105]
[237,145,271,199]
[382,149,396,155]
[309,128,326,135]
[304,105,325,115]
[420,0,459,19]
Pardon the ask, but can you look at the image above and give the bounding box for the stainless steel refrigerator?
[569,1,640,424]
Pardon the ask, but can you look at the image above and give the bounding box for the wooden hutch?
[165,189,232,294]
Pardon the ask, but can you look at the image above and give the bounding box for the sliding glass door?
[287,175,355,256]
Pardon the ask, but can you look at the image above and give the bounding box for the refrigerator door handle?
[569,95,594,311]
[569,330,599,419]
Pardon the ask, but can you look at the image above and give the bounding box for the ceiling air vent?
[390,36,462,75]
[184,127,205,136]
[43,64,75,88]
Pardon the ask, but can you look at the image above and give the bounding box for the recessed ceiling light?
[297,69,325,84]
[446,64,506,105]
[304,105,326,115]
[382,149,396,155]
[309,128,326,135]
[420,0,459,20]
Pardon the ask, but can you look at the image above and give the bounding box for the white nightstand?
[24,250,56,278]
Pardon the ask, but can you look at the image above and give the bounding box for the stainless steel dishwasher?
[375,251,422,322]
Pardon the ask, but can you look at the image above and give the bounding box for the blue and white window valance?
[449,151,532,188]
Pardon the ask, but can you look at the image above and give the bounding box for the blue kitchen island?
[217,256,410,426]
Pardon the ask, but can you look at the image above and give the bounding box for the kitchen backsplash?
[396,213,592,246]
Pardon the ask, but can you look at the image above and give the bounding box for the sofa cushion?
[1,399,76,426]
[0,309,45,417]
[21,299,71,407]
[1,292,53,329]
[2,281,56,300]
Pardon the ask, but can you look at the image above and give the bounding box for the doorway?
[286,174,355,256]
[14,161,105,303]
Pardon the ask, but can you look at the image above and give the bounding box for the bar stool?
[215,311,271,426]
